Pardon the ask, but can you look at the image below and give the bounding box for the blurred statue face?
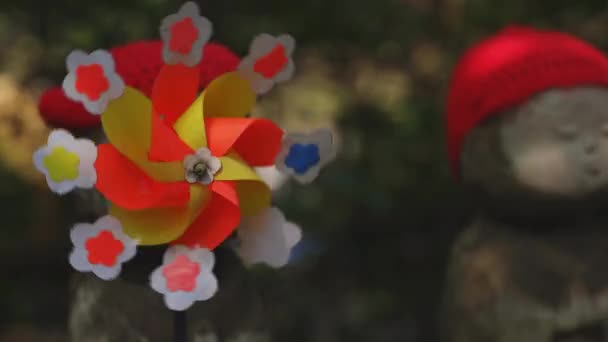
[500,88,608,196]
[461,87,608,202]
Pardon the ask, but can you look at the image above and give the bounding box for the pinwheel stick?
[174,310,188,342]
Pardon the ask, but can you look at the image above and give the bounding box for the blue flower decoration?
[284,144,320,175]
[276,128,335,184]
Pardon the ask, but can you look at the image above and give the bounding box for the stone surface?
[444,87,608,342]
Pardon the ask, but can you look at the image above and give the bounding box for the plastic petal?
[101,87,184,182]
[205,117,283,165]
[95,144,190,210]
[173,181,240,249]
[110,185,210,245]
[203,71,256,118]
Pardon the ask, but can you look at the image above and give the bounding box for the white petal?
[163,245,191,264]
[292,166,322,184]
[185,172,198,184]
[47,129,76,147]
[150,267,169,294]
[65,50,88,71]
[32,147,49,175]
[189,247,215,269]
[284,222,302,248]
[82,97,106,115]
[62,72,79,103]
[249,34,277,59]
[249,74,274,95]
[237,57,255,75]
[69,248,92,272]
[70,222,97,246]
[106,74,126,101]
[180,1,201,16]
[195,148,212,160]
[310,128,336,165]
[118,241,138,264]
[254,166,289,191]
[183,154,198,169]
[277,34,296,55]
[90,49,116,71]
[94,215,122,231]
[207,157,222,175]
[194,272,218,301]
[274,60,295,83]
[91,264,122,281]
[236,207,292,268]
[165,292,199,311]
[47,179,78,195]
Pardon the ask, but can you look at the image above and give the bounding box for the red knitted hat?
[446,26,608,176]
[38,41,239,130]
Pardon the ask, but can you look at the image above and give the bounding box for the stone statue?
[442,27,608,342]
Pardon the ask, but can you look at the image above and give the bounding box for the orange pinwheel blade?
[151,64,200,125]
[205,117,283,165]
[173,181,240,249]
[95,144,190,210]
[148,110,194,162]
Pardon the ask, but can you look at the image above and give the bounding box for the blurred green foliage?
[0,0,608,341]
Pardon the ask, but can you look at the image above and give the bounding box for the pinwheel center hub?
[191,162,208,179]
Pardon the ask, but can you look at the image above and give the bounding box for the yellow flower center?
[43,146,80,182]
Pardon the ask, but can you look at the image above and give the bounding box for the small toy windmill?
[33,1,335,313]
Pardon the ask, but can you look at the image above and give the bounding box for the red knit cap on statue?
[446,26,608,177]
[38,41,239,130]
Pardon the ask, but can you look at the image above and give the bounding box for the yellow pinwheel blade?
[101,87,183,182]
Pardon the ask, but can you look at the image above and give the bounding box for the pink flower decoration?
[238,34,296,94]
[62,50,125,114]
[162,255,201,292]
[150,245,218,311]
[160,1,213,67]
[69,215,137,280]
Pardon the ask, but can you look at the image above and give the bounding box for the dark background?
[0,0,607,341]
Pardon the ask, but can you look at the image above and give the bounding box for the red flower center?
[85,230,125,267]
[75,64,110,101]
[169,17,199,55]
[254,44,289,79]
[162,254,201,292]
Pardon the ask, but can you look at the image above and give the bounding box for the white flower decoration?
[235,207,302,268]
[254,166,289,191]
[160,1,213,67]
[275,128,336,184]
[183,147,222,185]
[69,215,137,280]
[150,246,218,311]
[33,129,97,195]
[62,49,125,114]
[238,33,296,94]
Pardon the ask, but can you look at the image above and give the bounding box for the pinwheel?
[33,1,336,312]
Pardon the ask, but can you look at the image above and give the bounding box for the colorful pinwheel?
[33,1,336,311]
